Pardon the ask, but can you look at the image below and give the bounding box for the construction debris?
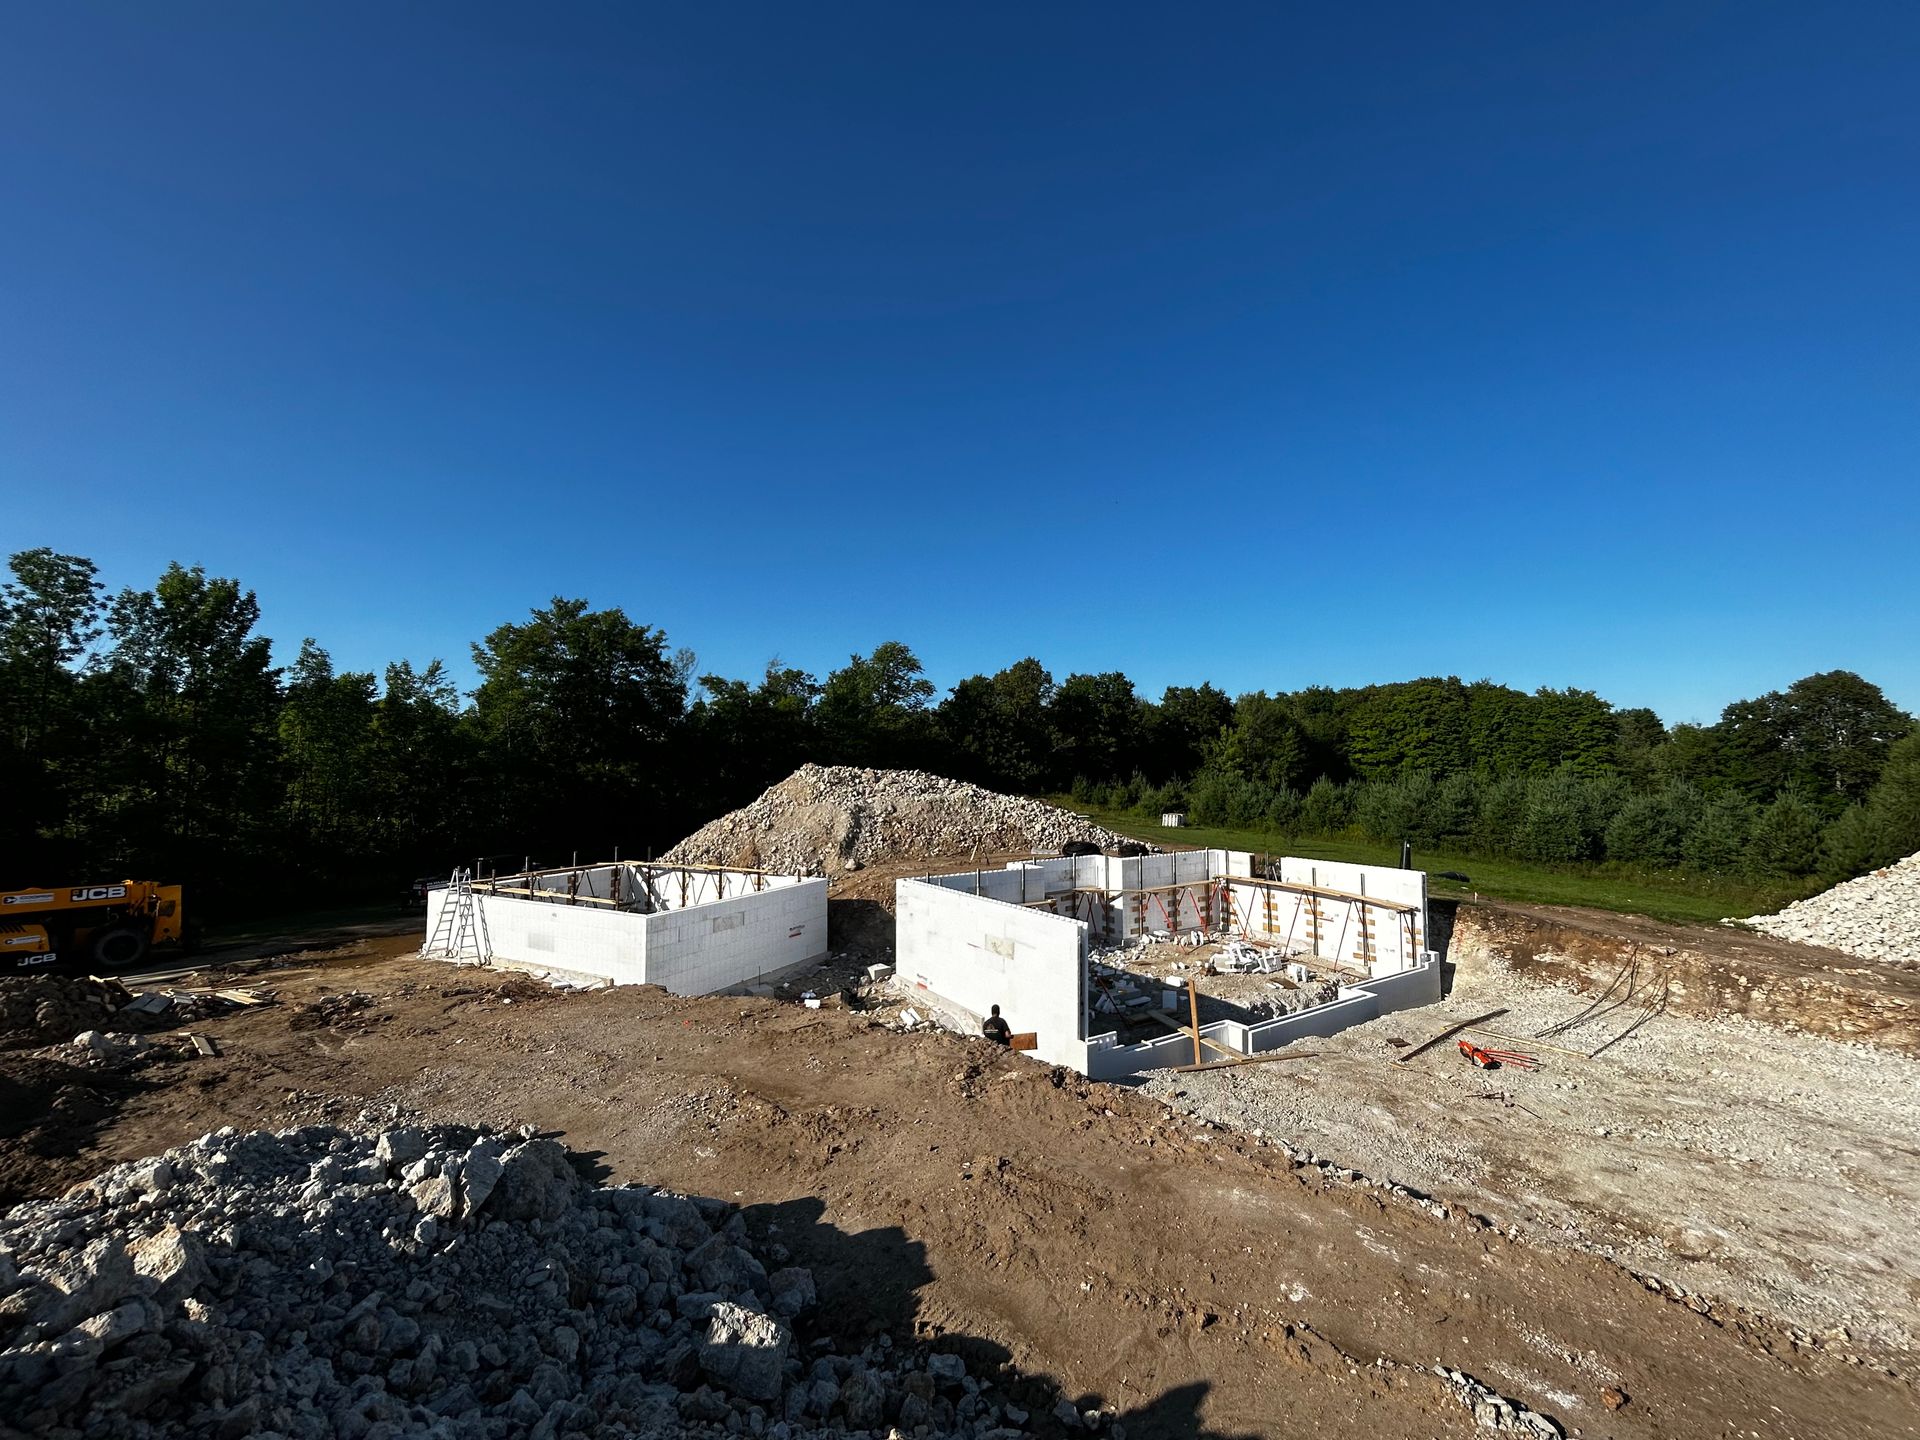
[0,1124,1022,1439]
[0,975,135,1051]
[1738,850,1920,969]
[664,764,1149,876]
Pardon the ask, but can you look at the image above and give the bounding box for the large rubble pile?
[0,1123,1033,1440]
[1739,851,1920,969]
[665,765,1147,876]
[0,976,134,1052]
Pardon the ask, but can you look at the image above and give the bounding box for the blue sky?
[2,3,1915,725]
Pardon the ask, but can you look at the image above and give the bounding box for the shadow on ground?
[740,1192,1258,1440]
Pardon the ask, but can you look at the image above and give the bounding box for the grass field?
[1076,805,1815,925]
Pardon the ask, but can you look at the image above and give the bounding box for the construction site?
[2,767,1918,1440]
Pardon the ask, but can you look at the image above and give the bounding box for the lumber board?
[188,1033,219,1058]
[1141,1006,1245,1060]
[1395,1008,1509,1064]
[1218,874,1419,913]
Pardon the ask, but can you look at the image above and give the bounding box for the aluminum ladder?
[420,868,492,965]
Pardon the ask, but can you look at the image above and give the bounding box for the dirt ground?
[2,927,1916,1439]
[1146,933,1920,1358]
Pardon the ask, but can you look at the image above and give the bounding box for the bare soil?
[1,929,1914,1439]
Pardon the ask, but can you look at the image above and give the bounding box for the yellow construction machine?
[0,880,184,973]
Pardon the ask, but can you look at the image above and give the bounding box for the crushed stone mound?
[1739,851,1920,970]
[0,975,134,1052]
[664,764,1149,876]
[0,1122,1025,1439]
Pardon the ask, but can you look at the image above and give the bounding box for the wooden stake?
[1187,976,1203,1067]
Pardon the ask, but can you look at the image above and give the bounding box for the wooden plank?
[1167,1048,1320,1074]
[1219,874,1419,913]
[1187,976,1203,1066]
[1008,1032,1038,1052]
[1395,1008,1509,1064]
[188,1033,219,1058]
[1141,1005,1245,1060]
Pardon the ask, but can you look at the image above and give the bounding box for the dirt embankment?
[1449,901,1920,1054]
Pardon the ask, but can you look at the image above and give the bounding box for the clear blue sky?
[3,4,1915,726]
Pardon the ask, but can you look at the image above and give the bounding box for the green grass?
[1073,805,1815,926]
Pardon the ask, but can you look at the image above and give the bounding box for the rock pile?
[665,766,1149,876]
[0,976,135,1052]
[0,1123,1030,1439]
[1739,851,1920,969]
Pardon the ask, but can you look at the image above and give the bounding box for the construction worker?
[982,1004,1012,1046]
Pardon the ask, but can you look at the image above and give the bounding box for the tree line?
[3,548,1917,915]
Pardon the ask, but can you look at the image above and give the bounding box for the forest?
[4,547,1918,914]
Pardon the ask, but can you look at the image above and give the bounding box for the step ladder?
[421,869,492,965]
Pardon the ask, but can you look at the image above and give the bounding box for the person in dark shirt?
[982,1004,1012,1045]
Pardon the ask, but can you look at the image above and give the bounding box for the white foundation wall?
[424,877,828,996]
[641,878,828,994]
[425,887,650,984]
[1084,955,1443,1080]
[896,879,1087,1070]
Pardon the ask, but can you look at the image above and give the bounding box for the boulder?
[696,1302,790,1402]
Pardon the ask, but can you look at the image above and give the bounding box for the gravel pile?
[665,765,1148,876]
[0,976,135,1052]
[0,1123,1032,1439]
[1738,851,1920,969]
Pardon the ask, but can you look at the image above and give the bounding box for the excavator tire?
[89,925,151,970]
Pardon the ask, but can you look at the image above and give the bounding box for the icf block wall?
[641,878,828,996]
[424,890,651,983]
[895,879,1087,1069]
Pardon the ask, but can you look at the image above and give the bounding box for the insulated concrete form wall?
[899,849,1439,1081]
[1220,860,1427,970]
[424,877,828,996]
[426,887,653,984]
[641,880,827,994]
[896,878,1087,1070]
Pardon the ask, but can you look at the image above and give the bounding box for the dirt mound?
[664,764,1148,875]
[0,974,134,1051]
[1739,850,1920,969]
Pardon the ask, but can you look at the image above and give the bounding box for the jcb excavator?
[0,880,184,973]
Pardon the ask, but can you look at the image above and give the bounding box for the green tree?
[687,659,821,813]
[1777,671,1910,805]
[366,659,470,868]
[96,563,284,890]
[1529,688,1620,776]
[936,658,1054,791]
[278,640,379,871]
[1346,677,1471,778]
[1143,683,1233,782]
[0,550,106,875]
[470,597,688,856]
[1744,793,1824,878]
[1818,727,1920,878]
[1298,775,1352,834]
[1614,707,1669,788]
[1684,791,1756,872]
[1204,693,1308,794]
[816,642,935,770]
[1605,783,1700,866]
[1047,672,1144,788]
